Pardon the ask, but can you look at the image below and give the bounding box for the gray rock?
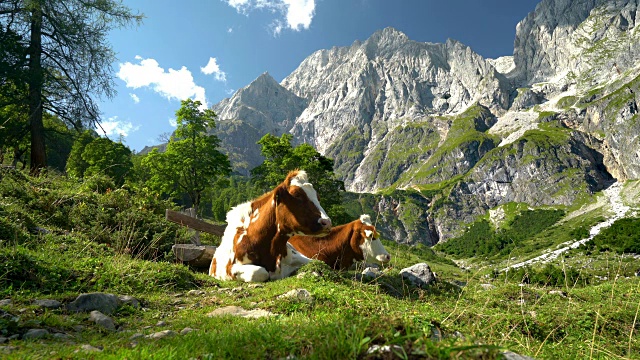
[23,328,49,340]
[129,333,144,340]
[511,88,545,110]
[8,334,19,341]
[34,299,61,309]
[501,350,536,360]
[156,321,167,327]
[146,330,177,340]
[296,271,321,279]
[0,299,11,306]
[67,293,121,315]
[180,327,194,335]
[362,267,382,280]
[207,306,274,319]
[187,290,206,296]
[0,336,7,344]
[0,345,18,354]
[78,344,103,353]
[400,263,436,288]
[52,333,72,339]
[480,284,496,290]
[548,290,567,297]
[89,310,116,331]
[279,289,313,303]
[119,295,141,309]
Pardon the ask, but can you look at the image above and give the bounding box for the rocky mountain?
[210,0,640,245]
[211,72,308,174]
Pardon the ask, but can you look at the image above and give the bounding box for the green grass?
[2,169,640,359]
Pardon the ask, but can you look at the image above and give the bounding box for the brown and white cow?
[288,214,391,270]
[209,170,332,282]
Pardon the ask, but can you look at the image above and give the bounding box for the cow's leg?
[271,244,311,280]
[231,264,269,282]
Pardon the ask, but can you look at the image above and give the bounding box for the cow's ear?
[283,170,298,188]
[274,184,290,205]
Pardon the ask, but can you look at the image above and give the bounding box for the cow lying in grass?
[288,214,391,270]
[209,170,332,282]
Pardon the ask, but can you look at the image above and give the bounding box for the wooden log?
[172,244,216,268]
[182,208,201,246]
[165,209,225,236]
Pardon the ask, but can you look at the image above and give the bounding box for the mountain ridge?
[206,0,640,245]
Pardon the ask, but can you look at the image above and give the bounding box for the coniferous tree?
[0,0,143,173]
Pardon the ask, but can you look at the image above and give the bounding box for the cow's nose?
[319,218,332,229]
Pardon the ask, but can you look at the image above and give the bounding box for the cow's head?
[274,170,332,236]
[357,214,391,264]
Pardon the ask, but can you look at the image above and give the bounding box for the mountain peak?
[361,27,410,58]
[369,27,409,44]
[252,71,278,85]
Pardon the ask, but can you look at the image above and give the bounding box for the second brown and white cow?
[209,170,331,282]
[288,214,391,270]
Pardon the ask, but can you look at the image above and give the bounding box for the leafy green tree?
[66,130,133,186]
[0,0,143,173]
[251,133,349,223]
[82,138,133,185]
[65,131,95,178]
[141,99,231,214]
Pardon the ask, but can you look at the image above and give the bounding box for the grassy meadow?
[1,168,639,359]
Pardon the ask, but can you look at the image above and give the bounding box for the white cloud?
[200,57,227,82]
[117,57,208,108]
[129,93,140,104]
[224,0,315,34]
[169,118,177,127]
[99,116,139,138]
[282,0,314,31]
[227,27,233,33]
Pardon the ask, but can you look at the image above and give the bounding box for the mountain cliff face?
[211,0,640,244]
[211,72,308,174]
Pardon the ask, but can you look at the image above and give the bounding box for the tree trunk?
[28,3,46,175]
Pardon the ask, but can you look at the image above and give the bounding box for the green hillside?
[1,168,639,359]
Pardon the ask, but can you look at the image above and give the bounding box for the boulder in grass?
[400,263,436,289]
[23,329,49,340]
[89,310,116,331]
[34,299,61,309]
[67,293,121,315]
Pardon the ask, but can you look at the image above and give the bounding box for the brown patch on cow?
[289,219,371,270]
[226,259,234,278]
[210,258,217,277]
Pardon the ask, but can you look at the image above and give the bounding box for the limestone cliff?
[208,0,640,244]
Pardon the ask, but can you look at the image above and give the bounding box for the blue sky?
[98,0,541,152]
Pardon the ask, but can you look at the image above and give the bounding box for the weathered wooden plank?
[172,244,216,268]
[165,209,225,236]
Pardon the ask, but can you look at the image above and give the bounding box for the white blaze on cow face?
[358,214,391,264]
[290,171,331,230]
